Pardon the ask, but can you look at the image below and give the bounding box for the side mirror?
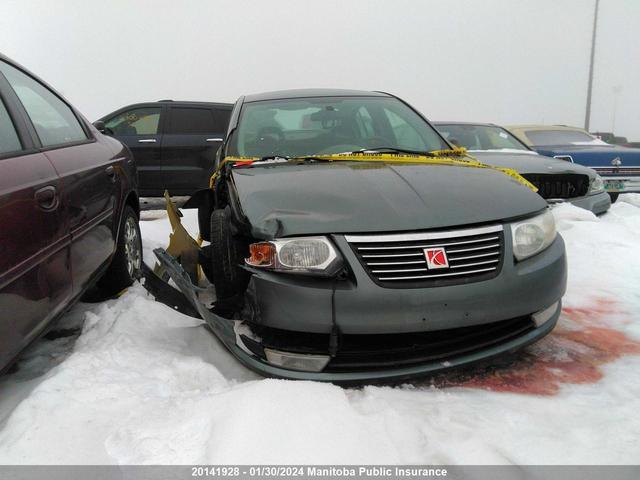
[93,120,107,134]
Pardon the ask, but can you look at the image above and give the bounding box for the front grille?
[345,225,504,287]
[521,173,589,199]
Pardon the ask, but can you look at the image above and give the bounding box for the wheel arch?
[124,190,140,218]
[113,190,140,253]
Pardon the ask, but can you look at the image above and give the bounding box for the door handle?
[34,185,58,211]
[138,138,157,143]
[105,165,117,182]
[206,138,223,142]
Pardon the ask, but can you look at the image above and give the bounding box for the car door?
[161,105,230,195]
[0,68,71,368]
[0,60,119,297]
[104,105,164,196]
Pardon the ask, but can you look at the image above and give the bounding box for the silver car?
[434,122,611,215]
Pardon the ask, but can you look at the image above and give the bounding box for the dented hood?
[232,162,547,239]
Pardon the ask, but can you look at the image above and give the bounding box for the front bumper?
[557,191,611,215]
[233,303,560,383]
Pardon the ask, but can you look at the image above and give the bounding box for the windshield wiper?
[251,155,336,165]
[247,149,446,165]
[251,149,444,166]
[259,155,291,162]
[348,147,436,156]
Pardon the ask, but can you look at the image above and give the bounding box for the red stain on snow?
[435,298,640,396]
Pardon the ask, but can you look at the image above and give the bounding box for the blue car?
[507,125,640,202]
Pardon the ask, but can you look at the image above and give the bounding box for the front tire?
[97,206,142,295]
[608,192,619,203]
[209,208,248,299]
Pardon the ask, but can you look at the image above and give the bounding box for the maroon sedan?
[0,54,141,372]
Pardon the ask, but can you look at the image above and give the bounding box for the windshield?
[436,124,530,152]
[525,129,606,146]
[227,96,448,158]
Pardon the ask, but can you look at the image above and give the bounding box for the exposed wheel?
[608,192,619,203]
[97,206,142,295]
[209,208,248,299]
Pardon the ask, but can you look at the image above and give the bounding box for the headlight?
[245,236,343,276]
[589,174,605,194]
[510,210,557,261]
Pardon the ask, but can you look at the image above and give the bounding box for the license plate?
[604,181,625,191]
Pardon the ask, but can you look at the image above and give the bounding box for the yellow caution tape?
[428,147,469,157]
[209,149,538,193]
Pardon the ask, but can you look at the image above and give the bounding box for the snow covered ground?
[0,196,639,464]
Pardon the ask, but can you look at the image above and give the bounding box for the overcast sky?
[1,0,638,139]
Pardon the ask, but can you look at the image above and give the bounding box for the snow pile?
[553,196,640,336]
[0,196,638,464]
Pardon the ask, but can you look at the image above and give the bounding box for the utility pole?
[611,85,622,131]
[584,0,600,131]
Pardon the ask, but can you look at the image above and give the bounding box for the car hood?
[471,151,596,178]
[533,145,640,168]
[232,162,547,239]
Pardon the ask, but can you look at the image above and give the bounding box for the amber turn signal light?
[246,242,276,267]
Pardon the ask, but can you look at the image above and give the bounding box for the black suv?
[97,101,232,196]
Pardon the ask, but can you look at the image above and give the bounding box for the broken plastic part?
[153,191,202,283]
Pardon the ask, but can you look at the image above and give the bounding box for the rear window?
[0,97,22,155]
[168,107,227,134]
[526,129,596,146]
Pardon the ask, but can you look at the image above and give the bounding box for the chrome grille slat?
[347,225,504,286]
[367,260,427,266]
[447,251,500,261]
[379,267,498,281]
[371,257,499,272]
[371,267,428,274]
[361,253,424,258]
[446,243,500,253]
[345,224,503,242]
[355,235,499,251]
[593,167,640,175]
[449,258,500,269]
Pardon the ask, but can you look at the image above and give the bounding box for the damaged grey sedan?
[153,89,567,383]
